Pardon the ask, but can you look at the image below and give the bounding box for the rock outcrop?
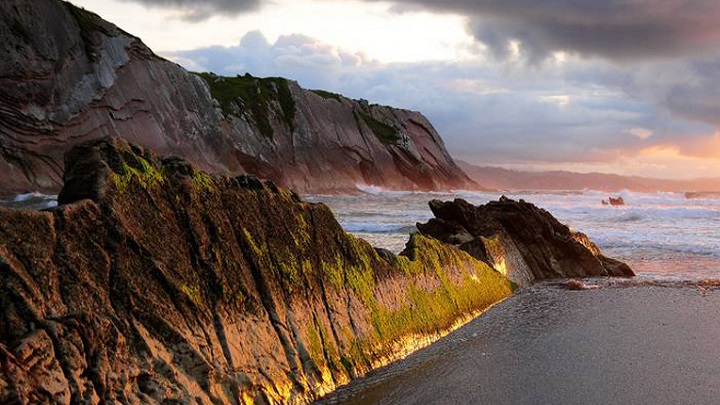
[0,138,511,404]
[0,0,476,194]
[416,197,634,287]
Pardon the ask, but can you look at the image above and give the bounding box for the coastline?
[318,278,720,404]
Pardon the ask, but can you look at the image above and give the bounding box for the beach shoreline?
[318,278,720,404]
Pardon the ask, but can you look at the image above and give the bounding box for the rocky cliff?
[417,197,635,287]
[0,0,476,194]
[0,138,510,404]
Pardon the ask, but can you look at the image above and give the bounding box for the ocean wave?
[13,192,50,202]
[0,192,58,210]
[615,212,644,222]
[597,240,720,258]
[341,222,418,234]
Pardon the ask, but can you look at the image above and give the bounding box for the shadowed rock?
[0,138,512,404]
[417,196,634,286]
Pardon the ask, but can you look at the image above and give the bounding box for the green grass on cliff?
[195,72,296,139]
[310,89,345,102]
[356,111,401,145]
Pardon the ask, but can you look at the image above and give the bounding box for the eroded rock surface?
[417,197,634,287]
[0,138,511,404]
[0,0,475,194]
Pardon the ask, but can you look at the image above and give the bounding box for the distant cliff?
[0,138,509,403]
[459,162,720,193]
[0,0,476,194]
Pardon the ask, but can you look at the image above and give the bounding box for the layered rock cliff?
[0,0,476,194]
[417,197,635,287]
[0,138,510,404]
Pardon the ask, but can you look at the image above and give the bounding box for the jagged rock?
[0,0,476,194]
[602,196,625,206]
[0,138,512,403]
[417,197,635,287]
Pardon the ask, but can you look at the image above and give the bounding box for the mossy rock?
[311,89,344,102]
[195,72,296,139]
[355,111,400,145]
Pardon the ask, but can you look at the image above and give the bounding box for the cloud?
[166,31,716,168]
[116,0,260,21]
[113,0,720,60]
[375,0,720,62]
[625,128,653,140]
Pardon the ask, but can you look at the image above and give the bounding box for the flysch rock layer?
[0,138,511,404]
[0,0,476,194]
[417,197,635,287]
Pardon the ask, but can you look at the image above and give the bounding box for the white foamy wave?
[341,222,417,234]
[0,192,58,210]
[354,184,416,197]
[13,192,46,202]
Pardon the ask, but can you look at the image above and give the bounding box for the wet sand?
[318,279,720,405]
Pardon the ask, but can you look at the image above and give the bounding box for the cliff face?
[0,138,511,404]
[0,0,475,194]
[417,197,635,287]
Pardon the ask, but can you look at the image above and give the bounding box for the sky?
[70,0,720,179]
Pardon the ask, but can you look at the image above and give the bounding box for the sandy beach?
[318,279,720,405]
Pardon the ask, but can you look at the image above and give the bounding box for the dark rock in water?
[0,0,477,194]
[417,197,635,286]
[602,196,625,206]
[0,137,513,403]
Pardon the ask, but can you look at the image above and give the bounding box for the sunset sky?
[71,0,720,179]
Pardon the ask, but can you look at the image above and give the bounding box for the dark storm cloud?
[381,0,720,61]
[129,0,720,60]
[117,0,260,21]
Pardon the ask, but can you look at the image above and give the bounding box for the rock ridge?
[416,196,635,286]
[0,137,508,403]
[0,0,476,194]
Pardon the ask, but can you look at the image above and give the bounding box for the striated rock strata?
[0,0,475,194]
[417,197,634,287]
[0,138,510,404]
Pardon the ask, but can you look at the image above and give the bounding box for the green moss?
[194,72,296,139]
[192,171,216,194]
[306,322,324,366]
[311,90,344,102]
[321,257,345,290]
[319,233,512,359]
[275,249,302,293]
[356,111,400,145]
[235,291,246,304]
[181,284,203,306]
[241,228,264,258]
[366,235,513,344]
[111,157,164,194]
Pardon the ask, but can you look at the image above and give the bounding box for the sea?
[306,188,720,281]
[4,189,720,280]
